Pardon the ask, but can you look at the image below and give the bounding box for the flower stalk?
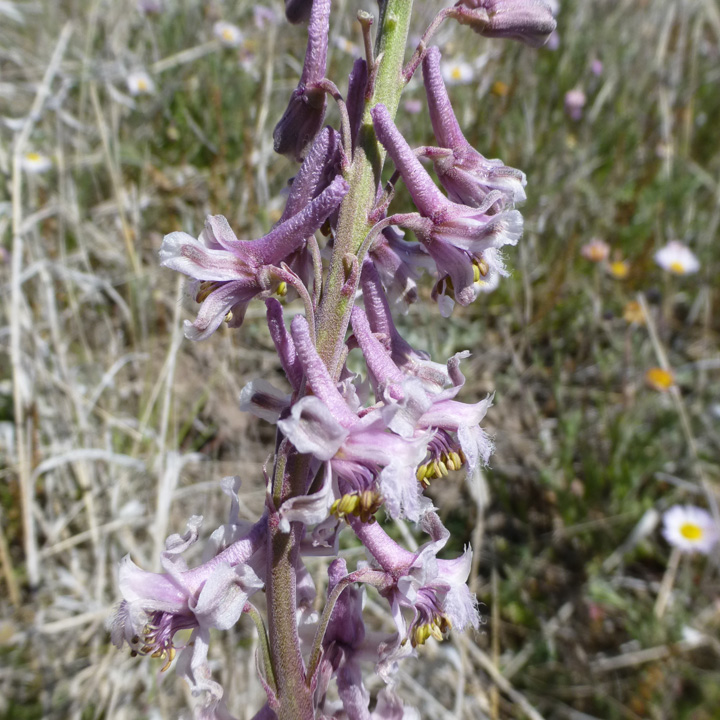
[110,2,556,718]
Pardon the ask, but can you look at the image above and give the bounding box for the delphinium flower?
[371,101,523,315]
[422,46,527,208]
[112,3,556,718]
[159,175,348,339]
[110,513,267,717]
[654,241,700,276]
[662,505,719,555]
[452,0,557,48]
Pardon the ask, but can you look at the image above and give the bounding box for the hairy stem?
[315,0,414,378]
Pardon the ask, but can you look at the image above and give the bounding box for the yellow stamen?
[161,647,176,672]
[196,281,221,303]
[276,281,288,297]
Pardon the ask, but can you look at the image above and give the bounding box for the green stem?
[315,0,415,378]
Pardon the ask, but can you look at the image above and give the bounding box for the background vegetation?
[1,0,719,718]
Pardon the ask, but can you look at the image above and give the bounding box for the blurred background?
[1,0,719,718]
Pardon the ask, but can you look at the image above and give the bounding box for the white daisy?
[127,70,155,96]
[662,505,718,555]
[441,60,475,86]
[654,241,700,276]
[21,152,52,174]
[213,21,243,48]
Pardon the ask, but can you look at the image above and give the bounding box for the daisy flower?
[654,241,700,276]
[213,21,243,48]
[581,238,609,263]
[21,152,52,174]
[662,505,719,555]
[127,70,155,96]
[441,60,475,86]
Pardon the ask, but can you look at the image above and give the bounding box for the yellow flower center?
[623,301,645,324]
[25,152,41,161]
[451,67,462,80]
[609,260,629,279]
[645,367,674,391]
[222,28,235,42]
[492,81,509,96]
[669,260,686,274]
[679,522,703,542]
[136,78,148,91]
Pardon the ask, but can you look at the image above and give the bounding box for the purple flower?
[277,315,431,521]
[453,0,557,48]
[564,88,586,121]
[274,0,331,159]
[160,176,348,339]
[371,104,523,314]
[422,46,526,208]
[351,304,494,480]
[110,516,266,717]
[350,513,479,678]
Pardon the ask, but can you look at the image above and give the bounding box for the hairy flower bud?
[453,0,557,48]
[274,0,331,159]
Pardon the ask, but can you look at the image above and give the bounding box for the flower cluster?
[110,2,556,719]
